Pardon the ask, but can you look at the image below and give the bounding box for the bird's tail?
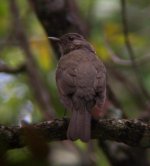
[67,109,91,142]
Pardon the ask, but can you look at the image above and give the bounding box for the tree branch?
[0,118,149,150]
[9,0,55,120]
[29,0,89,59]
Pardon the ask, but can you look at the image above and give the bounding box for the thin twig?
[104,37,132,65]
[0,63,26,74]
[104,37,150,66]
[121,0,150,99]
[108,67,146,109]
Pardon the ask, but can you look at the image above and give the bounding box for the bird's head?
[48,33,95,55]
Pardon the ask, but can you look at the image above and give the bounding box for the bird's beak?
[48,37,60,42]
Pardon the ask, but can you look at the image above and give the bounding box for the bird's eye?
[68,36,74,41]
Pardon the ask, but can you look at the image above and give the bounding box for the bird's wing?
[56,60,77,109]
[93,59,106,108]
[56,64,76,94]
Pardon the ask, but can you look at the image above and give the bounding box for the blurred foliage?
[0,0,150,165]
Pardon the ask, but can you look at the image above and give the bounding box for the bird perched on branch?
[49,33,106,142]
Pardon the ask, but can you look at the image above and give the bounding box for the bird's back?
[56,48,105,111]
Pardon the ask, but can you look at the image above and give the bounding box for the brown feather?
[67,109,91,142]
[54,33,106,142]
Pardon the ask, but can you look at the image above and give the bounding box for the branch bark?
[0,118,149,150]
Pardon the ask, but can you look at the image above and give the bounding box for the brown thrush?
[49,33,106,142]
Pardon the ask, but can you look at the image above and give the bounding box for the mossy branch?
[0,118,149,150]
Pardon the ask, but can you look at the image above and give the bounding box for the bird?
[48,33,106,142]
